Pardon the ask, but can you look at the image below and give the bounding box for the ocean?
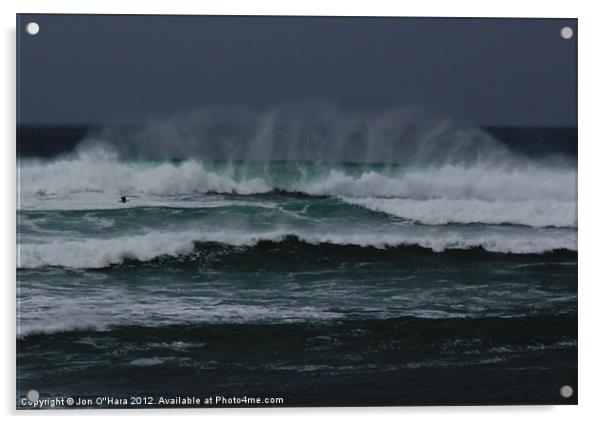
[16,125,577,407]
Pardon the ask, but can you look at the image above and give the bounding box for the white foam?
[299,165,576,202]
[18,145,576,210]
[19,148,272,202]
[128,358,168,367]
[18,227,577,269]
[342,197,576,228]
[17,297,345,338]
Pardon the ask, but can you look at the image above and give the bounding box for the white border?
[2,1,601,423]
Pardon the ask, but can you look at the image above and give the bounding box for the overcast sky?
[17,14,577,126]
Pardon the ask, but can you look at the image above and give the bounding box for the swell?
[17,314,577,345]
[17,315,578,406]
[17,198,577,233]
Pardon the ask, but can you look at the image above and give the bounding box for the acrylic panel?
[16,14,577,409]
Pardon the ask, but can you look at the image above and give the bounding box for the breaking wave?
[341,197,576,228]
[19,145,575,200]
[18,143,577,230]
[18,228,577,269]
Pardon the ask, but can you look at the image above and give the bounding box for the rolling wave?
[18,228,577,269]
[19,147,575,201]
[341,197,576,228]
[19,144,576,231]
[292,166,575,202]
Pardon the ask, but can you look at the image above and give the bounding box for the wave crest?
[342,197,576,228]
[18,229,577,269]
[19,145,576,201]
[20,150,272,198]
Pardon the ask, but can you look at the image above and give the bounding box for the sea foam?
[18,145,577,230]
[19,146,575,201]
[18,227,577,269]
[341,197,576,228]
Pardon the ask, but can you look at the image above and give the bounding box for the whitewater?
[17,141,577,268]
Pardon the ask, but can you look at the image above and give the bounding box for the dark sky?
[17,14,577,126]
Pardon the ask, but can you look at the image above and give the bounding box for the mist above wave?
[82,103,517,165]
[18,104,576,231]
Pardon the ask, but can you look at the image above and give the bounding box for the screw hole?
[560,26,573,40]
[559,385,573,398]
[26,389,39,402]
[26,22,40,36]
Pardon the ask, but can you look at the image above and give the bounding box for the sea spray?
[80,103,514,165]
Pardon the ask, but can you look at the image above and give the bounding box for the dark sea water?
[16,124,577,407]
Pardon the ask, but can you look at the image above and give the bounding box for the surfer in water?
[120,196,127,204]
